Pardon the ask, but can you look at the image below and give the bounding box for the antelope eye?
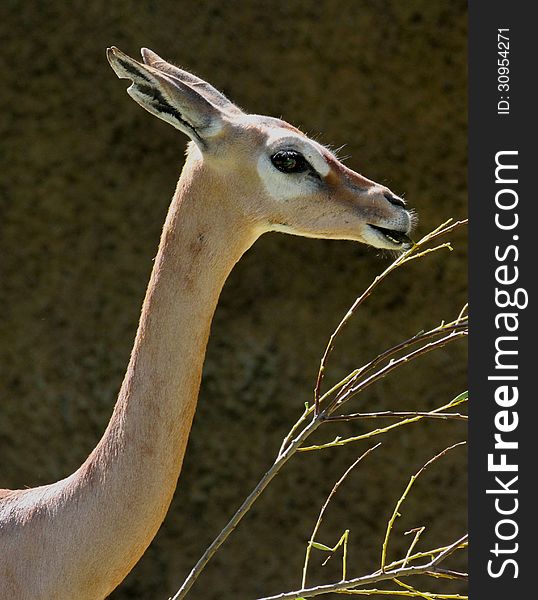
[270,150,309,174]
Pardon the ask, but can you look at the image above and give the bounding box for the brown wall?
[0,1,467,598]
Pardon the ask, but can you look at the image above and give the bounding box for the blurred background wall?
[0,1,467,598]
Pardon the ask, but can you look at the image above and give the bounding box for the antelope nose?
[384,191,406,209]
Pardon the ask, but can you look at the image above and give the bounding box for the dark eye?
[270,150,309,173]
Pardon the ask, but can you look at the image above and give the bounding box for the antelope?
[0,47,413,599]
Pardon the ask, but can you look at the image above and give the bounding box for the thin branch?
[430,535,469,567]
[256,541,469,600]
[302,444,381,588]
[285,318,467,457]
[332,329,467,411]
[394,579,439,600]
[423,569,468,581]
[398,243,453,264]
[279,402,312,457]
[381,443,466,571]
[298,413,443,453]
[456,303,468,322]
[416,219,467,246]
[392,578,466,600]
[326,411,467,423]
[299,381,466,454]
[335,590,467,598]
[322,319,467,415]
[279,367,364,457]
[384,541,468,572]
[173,359,467,597]
[313,253,408,414]
[402,527,426,568]
[170,417,320,600]
[313,219,467,414]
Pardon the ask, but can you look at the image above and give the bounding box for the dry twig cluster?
[171,219,468,600]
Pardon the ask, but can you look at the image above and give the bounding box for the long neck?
[66,153,258,594]
[96,157,255,477]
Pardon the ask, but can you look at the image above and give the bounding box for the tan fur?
[0,47,412,599]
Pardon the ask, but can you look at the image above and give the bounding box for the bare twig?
[384,540,468,572]
[402,527,426,568]
[381,442,466,571]
[332,329,467,411]
[335,590,466,598]
[313,219,467,414]
[327,411,467,423]
[173,333,467,597]
[318,318,466,418]
[392,578,466,600]
[416,219,467,245]
[298,383,466,454]
[430,535,469,567]
[424,568,468,581]
[302,444,381,588]
[169,418,320,600]
[256,536,468,600]
[324,318,466,412]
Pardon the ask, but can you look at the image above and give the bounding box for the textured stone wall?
[0,1,467,598]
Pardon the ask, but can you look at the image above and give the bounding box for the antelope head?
[107,47,414,250]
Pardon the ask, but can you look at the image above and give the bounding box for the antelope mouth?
[368,224,413,248]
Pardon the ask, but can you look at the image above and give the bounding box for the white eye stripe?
[303,148,330,177]
[257,153,318,200]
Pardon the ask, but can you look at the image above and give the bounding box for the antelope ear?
[140,48,242,116]
[107,46,224,147]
